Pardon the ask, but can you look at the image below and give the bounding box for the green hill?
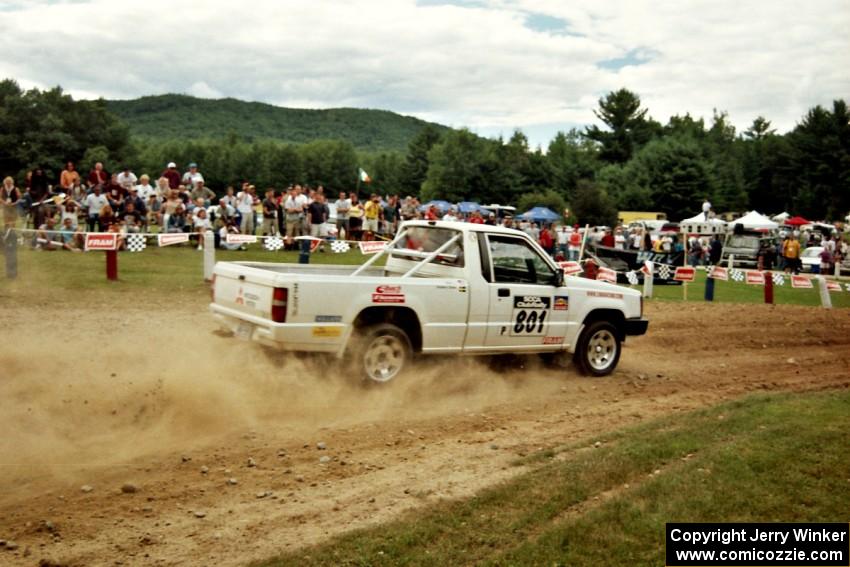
[106,94,450,152]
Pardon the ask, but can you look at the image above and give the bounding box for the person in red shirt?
[539,224,554,256]
[161,162,181,190]
[468,210,485,224]
[87,162,108,187]
[424,205,439,221]
[600,229,615,248]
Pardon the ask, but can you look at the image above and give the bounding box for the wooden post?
[704,274,714,301]
[577,224,590,263]
[764,271,774,304]
[816,276,832,309]
[106,250,118,281]
[203,231,215,281]
[4,229,16,280]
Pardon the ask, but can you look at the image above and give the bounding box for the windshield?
[392,226,464,267]
[801,248,822,258]
[727,235,760,249]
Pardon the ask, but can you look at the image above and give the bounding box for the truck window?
[487,234,556,285]
[392,227,464,267]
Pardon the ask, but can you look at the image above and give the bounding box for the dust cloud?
[0,304,563,487]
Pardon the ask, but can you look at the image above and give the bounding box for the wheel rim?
[363,334,406,382]
[586,329,617,371]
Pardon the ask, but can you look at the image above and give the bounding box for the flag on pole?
[358,168,371,183]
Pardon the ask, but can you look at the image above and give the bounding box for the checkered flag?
[127,233,146,252]
[730,269,745,282]
[330,240,351,254]
[264,236,284,251]
[772,273,785,286]
[657,264,671,279]
[626,271,639,285]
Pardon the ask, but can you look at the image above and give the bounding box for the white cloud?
[0,0,847,147]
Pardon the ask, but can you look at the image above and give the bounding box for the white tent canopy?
[772,212,790,222]
[729,211,778,230]
[680,213,727,225]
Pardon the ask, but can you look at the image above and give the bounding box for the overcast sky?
[1,0,848,148]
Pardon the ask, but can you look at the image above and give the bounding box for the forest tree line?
[1,79,847,226]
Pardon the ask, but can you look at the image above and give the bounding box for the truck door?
[481,233,569,350]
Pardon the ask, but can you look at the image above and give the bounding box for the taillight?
[210,274,216,301]
[271,287,288,323]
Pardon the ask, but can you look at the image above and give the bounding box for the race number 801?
[511,296,551,336]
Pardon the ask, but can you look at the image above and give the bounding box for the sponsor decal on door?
[511,296,550,336]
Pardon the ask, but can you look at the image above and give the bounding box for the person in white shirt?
[702,199,712,220]
[116,167,137,190]
[334,191,351,237]
[182,163,204,188]
[614,228,626,250]
[236,185,258,235]
[442,207,459,222]
[135,174,156,202]
[194,208,212,250]
[84,186,109,231]
[283,186,308,239]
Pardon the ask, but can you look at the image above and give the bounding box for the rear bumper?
[624,318,649,336]
[209,303,348,354]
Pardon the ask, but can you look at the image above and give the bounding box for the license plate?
[235,322,254,340]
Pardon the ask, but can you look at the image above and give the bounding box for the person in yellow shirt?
[59,161,80,191]
[782,235,801,274]
[363,194,382,240]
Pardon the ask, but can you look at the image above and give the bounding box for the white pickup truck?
[210,221,648,382]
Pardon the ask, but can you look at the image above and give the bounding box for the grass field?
[259,390,850,566]
[1,244,848,308]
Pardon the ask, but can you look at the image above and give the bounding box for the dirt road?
[1,297,848,566]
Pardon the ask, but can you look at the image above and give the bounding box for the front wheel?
[573,321,621,376]
[354,323,412,384]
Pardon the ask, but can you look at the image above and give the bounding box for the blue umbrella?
[518,206,560,223]
[457,201,483,214]
[419,200,452,213]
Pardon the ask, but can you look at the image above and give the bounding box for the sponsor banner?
[226,233,258,244]
[557,261,583,275]
[596,267,617,283]
[542,336,564,345]
[84,233,118,251]
[553,296,569,311]
[791,275,813,289]
[674,266,696,282]
[708,266,729,281]
[826,280,842,292]
[158,233,190,247]
[745,270,765,285]
[359,240,387,255]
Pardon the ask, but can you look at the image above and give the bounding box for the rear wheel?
[355,323,412,384]
[574,321,621,376]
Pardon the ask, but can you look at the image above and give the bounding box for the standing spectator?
[307,193,329,238]
[701,198,712,220]
[819,247,833,275]
[363,194,381,240]
[261,189,279,236]
[614,227,626,249]
[116,166,137,191]
[485,212,497,226]
[557,226,570,257]
[182,162,204,188]
[468,210,485,224]
[688,237,703,267]
[709,235,723,264]
[568,228,582,260]
[348,194,364,240]
[87,162,109,187]
[84,185,109,231]
[29,167,50,228]
[161,162,181,189]
[283,185,307,240]
[236,184,259,235]
[400,197,417,221]
[539,225,554,256]
[59,161,80,191]
[782,235,801,274]
[383,195,399,235]
[600,229,615,248]
[442,206,459,222]
[220,186,237,216]
[1,176,21,229]
[334,191,351,238]
[424,205,439,221]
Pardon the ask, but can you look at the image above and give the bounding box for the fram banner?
[557,261,583,275]
[596,267,617,283]
[791,275,813,289]
[745,270,765,285]
[708,266,729,281]
[158,233,190,247]
[226,234,258,244]
[673,266,696,282]
[826,281,843,292]
[359,241,387,255]
[84,233,118,251]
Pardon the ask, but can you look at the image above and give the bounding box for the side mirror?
[554,269,564,287]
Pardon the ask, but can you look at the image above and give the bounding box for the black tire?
[573,320,621,377]
[352,323,412,384]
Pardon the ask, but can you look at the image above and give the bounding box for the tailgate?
[213,265,277,320]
